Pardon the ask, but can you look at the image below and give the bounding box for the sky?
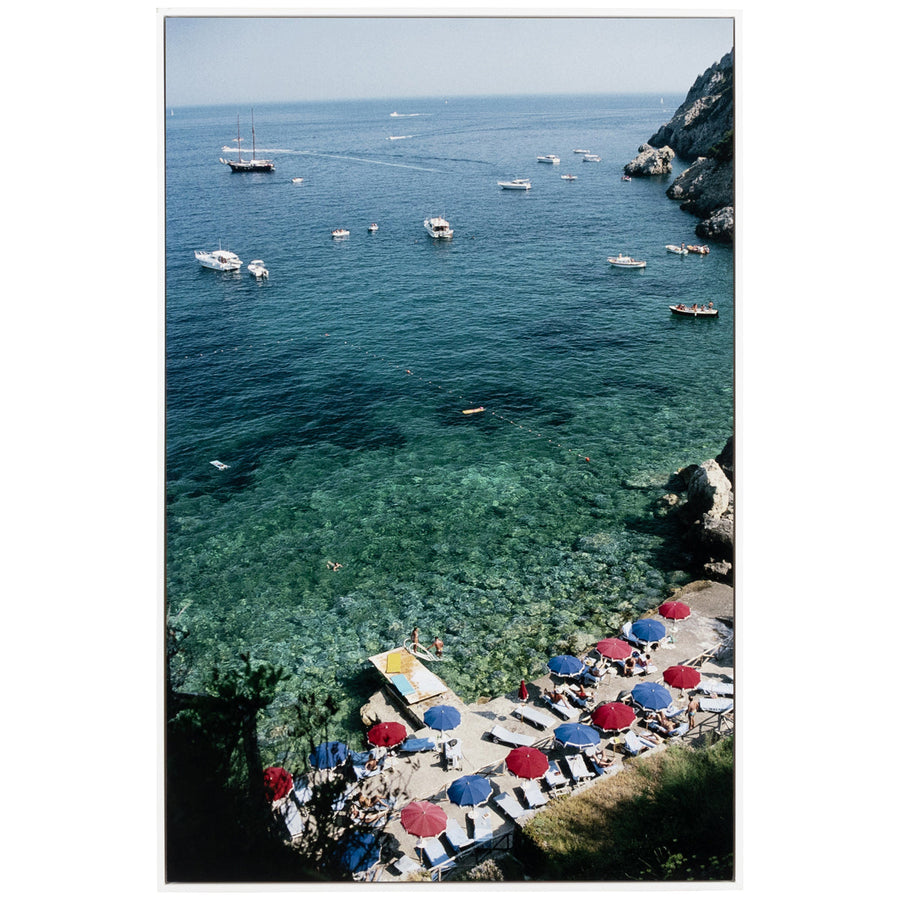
[164,14,735,107]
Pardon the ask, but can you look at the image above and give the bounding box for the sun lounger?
[623,731,653,756]
[514,705,556,730]
[392,854,424,877]
[398,737,436,753]
[543,760,568,793]
[489,724,535,747]
[280,798,305,839]
[443,817,474,852]
[421,837,453,870]
[565,753,592,782]
[648,721,689,738]
[469,809,493,844]
[699,697,734,713]
[494,791,528,820]
[521,780,549,808]
[543,696,579,719]
[562,687,590,709]
[585,755,620,777]
[700,680,734,696]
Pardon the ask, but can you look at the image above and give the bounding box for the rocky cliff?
[627,49,735,243]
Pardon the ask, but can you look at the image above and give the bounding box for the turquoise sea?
[165,95,733,744]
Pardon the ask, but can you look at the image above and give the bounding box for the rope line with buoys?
[167,332,593,463]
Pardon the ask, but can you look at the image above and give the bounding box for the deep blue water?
[165,95,733,738]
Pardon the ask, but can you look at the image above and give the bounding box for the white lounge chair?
[623,731,652,756]
[699,697,734,713]
[543,760,568,793]
[514,705,556,730]
[699,680,734,696]
[443,817,473,852]
[565,754,592,782]
[543,696,579,719]
[421,837,453,872]
[494,791,528,820]
[469,809,493,844]
[280,798,305,839]
[392,854,423,877]
[521,780,549,808]
[489,724,535,747]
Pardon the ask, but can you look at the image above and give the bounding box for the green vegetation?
[519,735,734,882]
[708,129,734,163]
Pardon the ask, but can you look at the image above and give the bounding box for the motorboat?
[331,228,350,239]
[666,244,689,255]
[219,110,274,172]
[195,248,242,271]
[670,303,718,317]
[537,155,560,164]
[498,178,531,190]
[247,259,269,278]
[583,154,602,162]
[210,460,230,470]
[291,177,304,184]
[607,254,646,269]
[686,244,710,255]
[621,175,632,181]
[368,223,379,232]
[573,149,590,154]
[424,216,453,239]
[561,174,577,181]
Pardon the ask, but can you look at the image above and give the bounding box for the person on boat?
[692,303,699,311]
[707,301,715,309]
[428,637,444,658]
[411,627,420,652]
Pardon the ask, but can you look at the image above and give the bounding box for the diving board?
[368,647,448,706]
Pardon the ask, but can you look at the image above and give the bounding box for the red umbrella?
[262,766,293,802]
[659,600,691,621]
[518,680,529,701]
[400,800,448,838]
[590,702,636,732]
[663,665,701,690]
[596,638,633,660]
[505,746,549,779]
[367,720,408,748]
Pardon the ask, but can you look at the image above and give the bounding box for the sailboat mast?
[236,115,243,163]
[251,108,256,161]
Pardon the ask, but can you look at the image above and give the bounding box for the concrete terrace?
[285,581,734,881]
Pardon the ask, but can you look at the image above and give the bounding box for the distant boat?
[424,216,453,239]
[498,178,531,190]
[331,228,350,239]
[582,154,601,162]
[670,303,718,317]
[194,247,242,271]
[561,174,577,181]
[608,254,646,269]
[666,244,689,255]
[291,177,304,184]
[537,155,560,164]
[248,259,269,278]
[210,460,230,470]
[219,110,274,172]
[621,175,632,182]
[573,149,590,154]
[368,223,379,232]
[686,244,711,255]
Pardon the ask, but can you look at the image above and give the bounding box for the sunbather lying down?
[584,746,617,768]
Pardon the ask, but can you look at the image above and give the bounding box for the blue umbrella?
[423,705,461,731]
[631,619,666,643]
[447,774,492,808]
[338,831,380,875]
[554,722,602,749]
[308,740,349,770]
[631,682,673,711]
[547,655,585,677]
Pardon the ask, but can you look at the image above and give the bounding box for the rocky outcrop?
[623,143,675,177]
[660,437,735,583]
[637,49,735,243]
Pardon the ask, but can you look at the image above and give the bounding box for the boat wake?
[294,150,441,173]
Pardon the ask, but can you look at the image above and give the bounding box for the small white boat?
[424,216,453,239]
[561,174,577,181]
[195,248,242,271]
[368,223,379,232]
[583,154,602,162]
[498,178,531,190]
[331,228,350,239]
[608,254,646,269]
[537,155,560,164]
[573,149,590,155]
[621,175,632,182]
[686,244,711,255]
[247,259,269,278]
[210,460,230,470]
[291,177,304,184]
[666,244,689,255]
[670,303,718,318]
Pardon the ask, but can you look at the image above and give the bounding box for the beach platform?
[368,647,450,719]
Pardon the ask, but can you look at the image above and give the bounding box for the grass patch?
[520,735,733,881]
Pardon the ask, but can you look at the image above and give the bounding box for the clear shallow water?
[165,95,733,740]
